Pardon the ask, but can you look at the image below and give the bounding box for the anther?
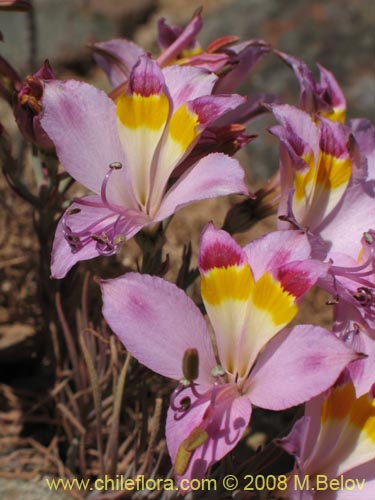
[109,161,122,170]
[353,287,373,306]
[182,348,199,382]
[67,208,81,215]
[91,235,107,244]
[364,232,374,245]
[180,397,191,411]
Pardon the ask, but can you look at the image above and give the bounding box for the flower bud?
[14,60,55,150]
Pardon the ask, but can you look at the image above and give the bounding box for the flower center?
[62,162,136,256]
[329,231,375,321]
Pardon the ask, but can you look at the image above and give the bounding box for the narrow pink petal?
[51,196,146,279]
[157,17,182,50]
[166,384,251,484]
[92,38,144,88]
[101,273,216,382]
[41,80,134,207]
[346,329,375,398]
[246,325,358,410]
[270,104,320,162]
[317,63,346,112]
[214,39,270,94]
[189,94,246,129]
[185,52,230,72]
[162,65,217,110]
[157,13,202,67]
[276,416,311,468]
[155,153,248,221]
[128,55,165,96]
[350,118,375,180]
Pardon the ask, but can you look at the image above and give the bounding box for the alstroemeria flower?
[270,104,353,232]
[313,120,375,333]
[276,51,346,123]
[41,56,249,278]
[92,12,272,143]
[101,224,357,486]
[277,379,375,499]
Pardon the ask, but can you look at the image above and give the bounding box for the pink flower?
[277,379,375,499]
[41,56,249,278]
[92,12,272,140]
[269,104,353,233]
[101,224,357,487]
[276,51,346,122]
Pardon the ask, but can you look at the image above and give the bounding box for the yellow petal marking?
[350,395,375,442]
[116,93,169,130]
[294,150,351,204]
[319,107,346,123]
[316,152,352,191]
[201,264,254,306]
[168,103,200,152]
[321,383,375,442]
[294,162,315,202]
[321,383,354,422]
[251,272,297,326]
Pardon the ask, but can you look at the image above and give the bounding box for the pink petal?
[185,52,230,72]
[346,328,375,398]
[276,260,329,300]
[317,63,346,112]
[92,38,144,88]
[350,118,375,180]
[155,153,248,221]
[246,325,358,410]
[276,416,311,468]
[243,230,313,280]
[189,94,246,129]
[166,384,251,484]
[269,104,320,163]
[162,65,217,110]
[317,183,375,257]
[101,273,216,383]
[41,80,135,207]
[214,39,270,94]
[157,13,202,67]
[128,54,165,96]
[322,460,375,500]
